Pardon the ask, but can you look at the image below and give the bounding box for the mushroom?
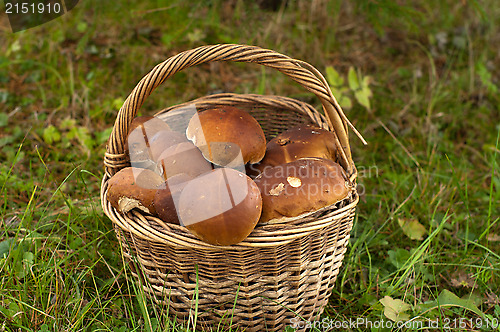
[148,130,189,162]
[155,141,213,180]
[186,106,266,167]
[253,158,351,224]
[126,115,173,170]
[106,167,165,215]
[177,168,262,246]
[247,125,338,178]
[154,173,192,225]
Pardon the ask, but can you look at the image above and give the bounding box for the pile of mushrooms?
[107,106,353,246]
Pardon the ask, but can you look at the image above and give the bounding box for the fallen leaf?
[398,218,427,240]
[380,296,411,322]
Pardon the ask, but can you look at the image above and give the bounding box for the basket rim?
[103,169,359,249]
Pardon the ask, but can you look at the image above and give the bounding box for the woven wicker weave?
[100,44,361,331]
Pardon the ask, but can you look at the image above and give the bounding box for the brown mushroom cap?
[126,116,172,170]
[106,167,165,215]
[177,168,262,246]
[154,173,192,225]
[155,141,213,180]
[148,130,189,162]
[248,125,338,178]
[253,158,351,224]
[185,106,266,166]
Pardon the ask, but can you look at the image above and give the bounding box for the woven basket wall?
[101,44,361,332]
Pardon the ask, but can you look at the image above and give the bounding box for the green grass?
[1,0,499,331]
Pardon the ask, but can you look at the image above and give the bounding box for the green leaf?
[0,135,15,148]
[43,125,61,145]
[77,21,88,33]
[355,74,373,110]
[330,86,342,98]
[387,248,410,269]
[398,218,427,240]
[417,289,486,319]
[0,238,14,258]
[113,327,128,332]
[76,127,94,151]
[437,290,485,317]
[0,112,8,127]
[476,61,499,94]
[0,302,21,321]
[348,67,360,91]
[467,292,484,308]
[96,127,113,145]
[354,89,371,111]
[111,97,124,110]
[60,118,77,130]
[380,296,411,322]
[339,94,353,110]
[362,75,373,88]
[330,86,352,110]
[76,32,90,55]
[326,66,344,87]
[23,251,34,266]
[18,251,35,278]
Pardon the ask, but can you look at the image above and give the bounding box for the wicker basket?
[101,44,361,331]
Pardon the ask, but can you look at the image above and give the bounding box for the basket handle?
[105,44,363,175]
